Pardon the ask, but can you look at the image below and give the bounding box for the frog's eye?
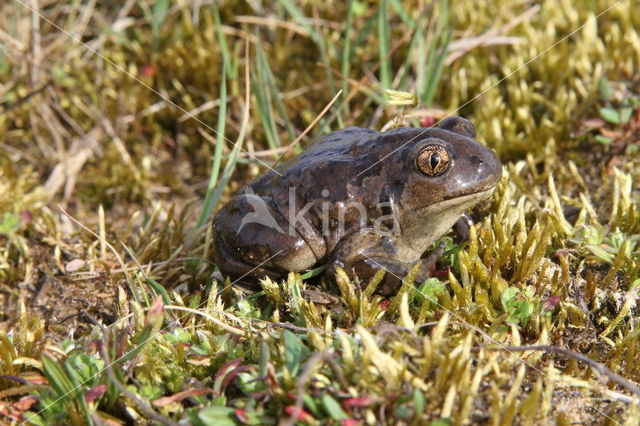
[416,145,450,176]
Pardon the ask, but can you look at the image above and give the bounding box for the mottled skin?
[213,116,502,295]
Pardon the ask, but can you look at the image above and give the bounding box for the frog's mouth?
[435,187,496,209]
[403,187,497,229]
[404,187,496,220]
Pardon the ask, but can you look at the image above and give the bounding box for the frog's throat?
[398,187,496,259]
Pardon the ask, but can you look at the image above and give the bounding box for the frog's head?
[395,116,502,244]
[402,116,501,205]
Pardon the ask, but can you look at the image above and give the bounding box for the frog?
[212,116,502,295]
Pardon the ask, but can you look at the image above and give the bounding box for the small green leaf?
[303,394,321,416]
[413,389,425,416]
[236,298,253,316]
[500,287,535,326]
[619,107,633,123]
[22,413,46,426]
[300,265,326,280]
[146,279,172,304]
[197,406,237,426]
[0,212,21,235]
[627,144,639,155]
[585,244,614,263]
[416,278,445,304]
[66,352,104,385]
[599,107,621,124]
[395,403,413,419]
[598,77,612,101]
[389,0,415,28]
[321,394,348,420]
[283,331,307,376]
[500,287,518,305]
[120,325,153,362]
[595,135,613,145]
[42,355,75,398]
[352,0,367,16]
[258,340,269,378]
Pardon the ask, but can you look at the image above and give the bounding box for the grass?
[0,0,639,424]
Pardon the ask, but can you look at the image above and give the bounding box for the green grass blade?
[212,4,233,80]
[389,0,415,29]
[151,0,169,52]
[253,44,280,150]
[301,265,326,280]
[439,0,450,29]
[64,360,93,425]
[276,0,320,43]
[422,29,452,106]
[378,0,391,89]
[197,68,227,229]
[398,13,428,91]
[146,278,172,304]
[421,0,452,106]
[277,0,338,119]
[206,129,245,215]
[42,355,75,398]
[340,0,356,118]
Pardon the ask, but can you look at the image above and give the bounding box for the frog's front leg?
[327,229,445,296]
[453,213,473,242]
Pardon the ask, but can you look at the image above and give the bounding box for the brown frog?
[212,116,501,295]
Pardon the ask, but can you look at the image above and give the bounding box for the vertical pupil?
[430,152,440,170]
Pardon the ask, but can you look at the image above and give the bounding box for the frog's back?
[250,127,378,194]
[288,126,378,164]
[311,126,378,146]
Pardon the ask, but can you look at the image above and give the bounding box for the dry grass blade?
[445,5,540,65]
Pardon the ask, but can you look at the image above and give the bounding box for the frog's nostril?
[469,155,482,167]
